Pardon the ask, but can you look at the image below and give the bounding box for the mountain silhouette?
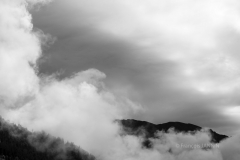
[118,119,228,148]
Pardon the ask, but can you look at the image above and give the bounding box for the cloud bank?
[1,0,240,160]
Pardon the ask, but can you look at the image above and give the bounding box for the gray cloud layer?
[30,0,240,135]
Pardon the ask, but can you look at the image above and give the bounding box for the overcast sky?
[30,0,240,135]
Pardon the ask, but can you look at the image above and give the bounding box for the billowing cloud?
[0,0,40,106]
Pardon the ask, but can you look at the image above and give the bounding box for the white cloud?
[150,131,240,160]
[0,0,40,106]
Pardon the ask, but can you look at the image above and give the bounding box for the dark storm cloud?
[31,0,240,135]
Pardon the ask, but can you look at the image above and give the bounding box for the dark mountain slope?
[0,117,95,160]
[118,119,228,147]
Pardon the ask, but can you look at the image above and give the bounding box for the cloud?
[0,0,40,106]
[152,131,223,160]
[105,129,240,160]
[148,130,240,160]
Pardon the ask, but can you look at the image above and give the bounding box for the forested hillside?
[0,117,95,160]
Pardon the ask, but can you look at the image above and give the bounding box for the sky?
[29,0,240,136]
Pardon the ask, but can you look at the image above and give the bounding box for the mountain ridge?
[118,119,228,148]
